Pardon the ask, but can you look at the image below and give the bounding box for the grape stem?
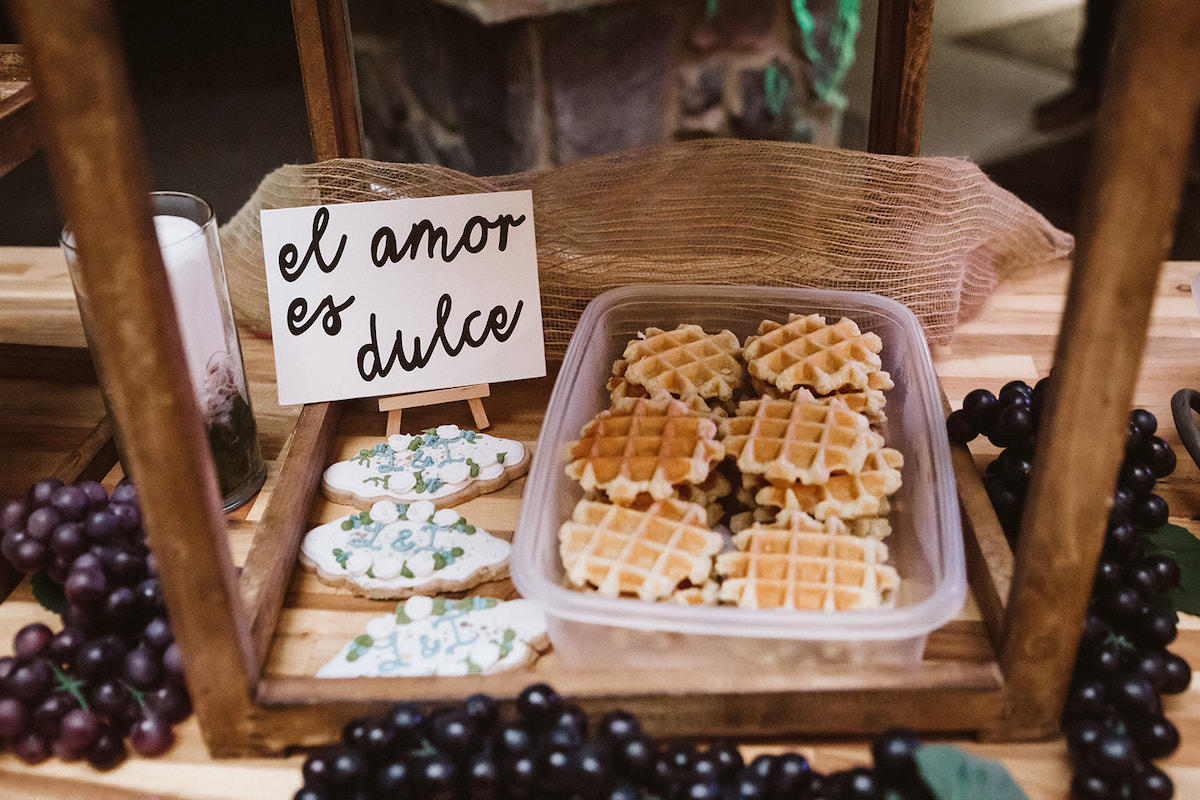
[50,662,90,711]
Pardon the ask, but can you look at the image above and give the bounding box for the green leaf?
[496,452,506,464]
[31,571,65,615]
[1143,523,1200,616]
[450,547,465,558]
[340,519,354,531]
[915,744,1030,800]
[353,634,375,648]
[465,655,482,674]
[401,562,414,579]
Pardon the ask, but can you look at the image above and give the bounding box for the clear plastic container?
[511,285,966,669]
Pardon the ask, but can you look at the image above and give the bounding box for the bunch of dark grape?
[0,477,191,768]
[293,683,935,800]
[948,382,1191,798]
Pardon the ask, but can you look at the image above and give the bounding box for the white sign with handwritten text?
[260,191,545,406]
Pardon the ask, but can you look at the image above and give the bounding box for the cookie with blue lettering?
[299,499,511,598]
[315,595,549,678]
[322,424,531,510]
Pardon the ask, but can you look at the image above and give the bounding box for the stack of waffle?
[559,315,904,610]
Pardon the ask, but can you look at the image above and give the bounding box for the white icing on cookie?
[315,597,549,678]
[300,503,510,596]
[323,427,526,507]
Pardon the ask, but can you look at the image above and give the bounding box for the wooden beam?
[996,0,1200,740]
[290,0,363,161]
[867,0,933,156]
[6,0,262,753]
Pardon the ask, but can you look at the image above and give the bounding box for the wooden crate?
[7,0,1199,758]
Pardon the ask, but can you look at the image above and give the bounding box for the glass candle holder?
[61,191,267,512]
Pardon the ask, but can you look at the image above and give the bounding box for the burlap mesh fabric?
[220,139,1072,355]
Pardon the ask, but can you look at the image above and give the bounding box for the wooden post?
[290,0,362,161]
[867,0,933,156]
[6,0,261,752]
[995,0,1200,739]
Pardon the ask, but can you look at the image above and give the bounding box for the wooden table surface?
[2,246,1200,798]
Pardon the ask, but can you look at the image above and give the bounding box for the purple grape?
[64,563,107,606]
[27,477,64,508]
[10,537,50,573]
[1132,494,1169,530]
[102,586,140,635]
[145,681,192,724]
[7,658,53,702]
[76,480,109,510]
[58,707,102,754]
[18,510,56,542]
[0,527,26,565]
[49,485,88,522]
[87,679,133,719]
[12,729,51,764]
[83,507,120,542]
[0,496,30,533]
[62,602,103,635]
[106,547,149,586]
[122,646,164,689]
[13,622,55,659]
[70,550,103,574]
[86,727,128,770]
[48,626,88,666]
[108,501,140,533]
[31,690,80,738]
[141,616,175,651]
[135,577,165,617]
[129,712,175,757]
[50,521,89,561]
[73,636,125,683]
[162,642,186,683]
[110,480,137,505]
[0,695,29,738]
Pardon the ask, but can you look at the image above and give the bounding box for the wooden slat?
[0,45,37,178]
[0,343,96,382]
[867,0,933,156]
[239,401,341,670]
[247,661,1005,754]
[995,0,1200,740]
[289,0,362,161]
[8,0,261,755]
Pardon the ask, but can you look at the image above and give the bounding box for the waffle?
[743,314,889,396]
[716,514,899,610]
[558,498,724,600]
[565,392,724,503]
[751,447,904,520]
[622,325,745,401]
[719,393,885,485]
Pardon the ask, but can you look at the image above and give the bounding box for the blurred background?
[0,0,1196,258]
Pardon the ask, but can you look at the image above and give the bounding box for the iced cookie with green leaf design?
[322,424,531,510]
[299,499,511,598]
[315,595,550,678]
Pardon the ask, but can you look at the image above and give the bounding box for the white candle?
[155,214,229,409]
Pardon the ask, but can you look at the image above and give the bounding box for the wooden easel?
[377,382,491,435]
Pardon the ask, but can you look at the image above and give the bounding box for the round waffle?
[558,498,725,600]
[564,391,725,504]
[716,514,899,610]
[719,392,885,485]
[621,324,745,401]
[743,313,890,396]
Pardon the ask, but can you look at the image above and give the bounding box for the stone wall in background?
[348,0,845,175]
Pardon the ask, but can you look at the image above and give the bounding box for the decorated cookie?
[322,425,531,509]
[316,595,550,678]
[300,500,511,598]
